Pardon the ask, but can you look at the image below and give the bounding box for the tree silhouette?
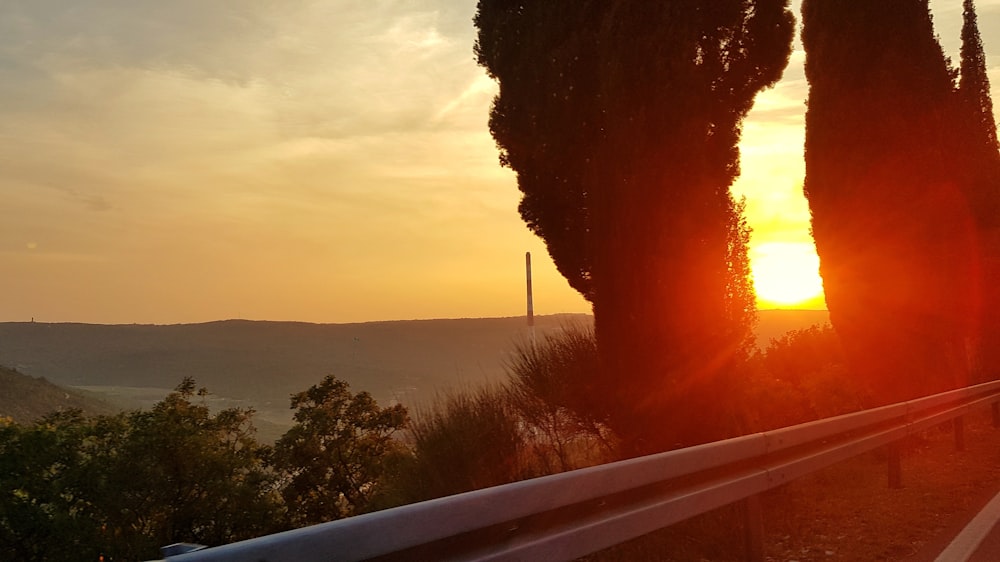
[475,2,603,302]
[956,0,1000,381]
[802,1,977,403]
[958,0,999,169]
[476,1,793,452]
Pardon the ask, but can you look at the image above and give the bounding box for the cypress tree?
[959,0,999,163]
[957,0,1000,381]
[802,0,975,403]
[477,1,793,452]
[475,1,603,302]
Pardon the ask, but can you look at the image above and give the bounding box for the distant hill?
[0,365,117,423]
[0,311,827,425]
[0,315,590,424]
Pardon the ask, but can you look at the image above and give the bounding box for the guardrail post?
[888,443,902,489]
[954,416,965,451]
[741,495,764,562]
[992,402,999,428]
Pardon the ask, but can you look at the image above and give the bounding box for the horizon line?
[0,309,829,328]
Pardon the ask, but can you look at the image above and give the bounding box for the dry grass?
[764,414,1000,561]
[584,411,1000,561]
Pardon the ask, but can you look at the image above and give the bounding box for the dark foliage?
[387,385,532,504]
[802,1,978,404]
[0,379,282,561]
[759,324,865,423]
[475,1,603,302]
[272,375,409,526]
[506,326,613,471]
[956,0,1000,382]
[0,374,410,558]
[0,411,97,561]
[476,0,793,453]
[0,365,116,423]
[0,324,907,559]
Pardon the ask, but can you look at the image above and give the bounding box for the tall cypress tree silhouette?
[802,1,976,403]
[476,1,794,452]
[957,0,1000,381]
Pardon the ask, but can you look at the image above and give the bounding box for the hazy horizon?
[1,308,831,328]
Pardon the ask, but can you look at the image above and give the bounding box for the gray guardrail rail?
[164,379,1000,562]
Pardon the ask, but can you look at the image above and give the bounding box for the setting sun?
[751,242,825,308]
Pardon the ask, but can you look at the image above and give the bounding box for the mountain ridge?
[0,311,828,425]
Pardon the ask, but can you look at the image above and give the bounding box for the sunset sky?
[1,1,998,324]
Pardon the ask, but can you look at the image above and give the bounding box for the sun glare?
[751,242,825,308]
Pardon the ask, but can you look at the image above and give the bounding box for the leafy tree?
[0,379,282,561]
[801,0,976,403]
[476,1,793,452]
[272,375,408,526]
[86,379,281,557]
[0,411,101,562]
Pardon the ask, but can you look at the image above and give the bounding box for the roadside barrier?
[165,380,1000,562]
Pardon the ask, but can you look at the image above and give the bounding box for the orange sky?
[0,0,996,324]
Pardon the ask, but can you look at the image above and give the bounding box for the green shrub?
[0,380,282,561]
[386,385,532,504]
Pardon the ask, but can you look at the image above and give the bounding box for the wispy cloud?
[0,0,995,323]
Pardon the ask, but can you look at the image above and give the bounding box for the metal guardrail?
[167,380,1000,562]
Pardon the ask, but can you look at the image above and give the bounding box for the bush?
[0,380,282,561]
[385,385,532,504]
[505,326,614,470]
[375,327,617,507]
[743,324,869,431]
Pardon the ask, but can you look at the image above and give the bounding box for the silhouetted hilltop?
[0,365,117,423]
[0,315,589,419]
[0,311,828,424]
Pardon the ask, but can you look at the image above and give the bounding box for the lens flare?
[751,242,825,307]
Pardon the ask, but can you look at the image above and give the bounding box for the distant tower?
[526,252,535,343]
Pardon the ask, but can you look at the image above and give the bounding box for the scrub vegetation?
[0,321,873,560]
[7,0,1000,558]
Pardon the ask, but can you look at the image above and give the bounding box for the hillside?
[0,365,117,423]
[0,315,590,425]
[0,311,828,426]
